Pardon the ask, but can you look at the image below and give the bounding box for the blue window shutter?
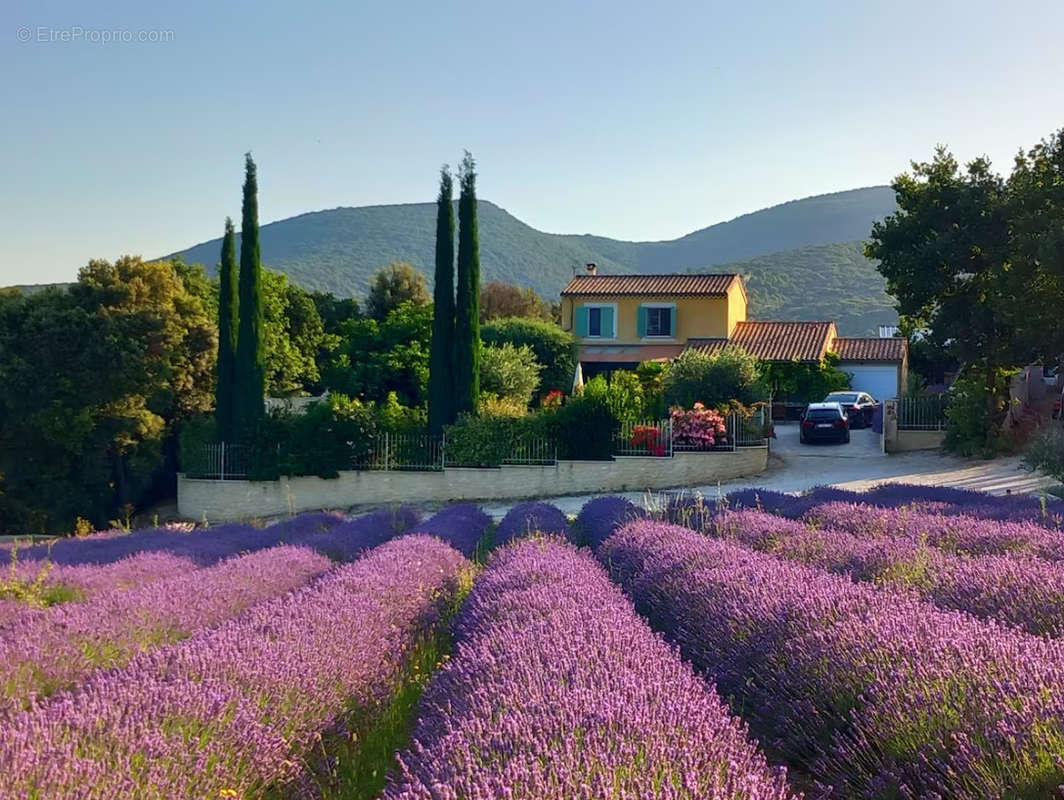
[637,305,648,337]
[669,306,676,337]
[600,306,614,338]
[575,306,589,337]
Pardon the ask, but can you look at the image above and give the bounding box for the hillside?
[169,186,899,334]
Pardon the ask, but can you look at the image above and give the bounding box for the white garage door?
[841,364,898,402]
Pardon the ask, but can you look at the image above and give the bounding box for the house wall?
[562,294,740,344]
[177,447,769,522]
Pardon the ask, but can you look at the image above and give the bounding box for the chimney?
[586,263,598,276]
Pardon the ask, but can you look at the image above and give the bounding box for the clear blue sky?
[2,0,1062,285]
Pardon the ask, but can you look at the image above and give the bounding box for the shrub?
[664,346,764,409]
[1024,427,1064,483]
[670,403,727,449]
[635,361,667,418]
[481,318,576,395]
[584,370,647,422]
[545,394,617,460]
[479,342,543,407]
[629,425,666,456]
[944,369,1018,457]
[443,414,548,468]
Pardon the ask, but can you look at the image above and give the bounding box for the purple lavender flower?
[600,520,1064,798]
[495,502,570,545]
[574,495,645,549]
[0,535,469,800]
[410,504,492,558]
[383,537,797,799]
[0,544,333,715]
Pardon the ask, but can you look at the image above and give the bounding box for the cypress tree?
[215,217,239,441]
[427,166,456,435]
[235,153,266,433]
[453,151,481,416]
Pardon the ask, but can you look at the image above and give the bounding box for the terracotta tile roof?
[579,344,686,363]
[683,338,729,357]
[687,320,837,362]
[833,337,908,362]
[561,273,740,297]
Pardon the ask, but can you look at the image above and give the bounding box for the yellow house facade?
[560,267,909,400]
[560,272,748,369]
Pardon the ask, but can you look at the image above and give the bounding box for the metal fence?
[192,409,770,479]
[615,410,769,457]
[896,395,948,431]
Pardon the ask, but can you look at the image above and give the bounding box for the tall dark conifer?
[235,153,265,432]
[453,151,481,416]
[215,217,239,440]
[428,166,456,434]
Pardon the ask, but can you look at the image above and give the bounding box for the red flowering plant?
[629,425,667,457]
[670,402,727,450]
[541,389,564,409]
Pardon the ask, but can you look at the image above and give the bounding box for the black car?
[823,391,878,429]
[800,402,850,444]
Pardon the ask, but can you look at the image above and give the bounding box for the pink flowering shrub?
[670,403,727,449]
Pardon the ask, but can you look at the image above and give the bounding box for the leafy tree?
[235,153,266,433]
[1007,130,1064,366]
[481,317,576,396]
[215,218,239,440]
[664,346,764,410]
[479,281,553,323]
[261,270,335,395]
[365,261,430,322]
[583,371,646,422]
[635,361,668,418]
[760,352,851,403]
[867,147,1015,450]
[324,301,432,407]
[428,166,456,434]
[0,257,214,534]
[454,152,481,415]
[479,343,543,407]
[309,291,361,333]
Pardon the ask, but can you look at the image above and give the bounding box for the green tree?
[428,166,456,434]
[761,352,851,403]
[479,281,553,323]
[324,301,432,407]
[866,147,1015,449]
[366,261,430,322]
[261,270,335,395]
[454,151,481,415]
[481,317,577,397]
[479,343,543,406]
[235,153,266,433]
[664,346,764,409]
[215,218,239,440]
[0,257,214,534]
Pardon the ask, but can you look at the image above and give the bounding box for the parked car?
[823,391,878,429]
[800,402,850,444]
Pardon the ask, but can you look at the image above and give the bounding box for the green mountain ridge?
[162,185,898,334]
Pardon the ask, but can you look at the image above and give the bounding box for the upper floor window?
[646,306,672,337]
[576,303,615,339]
[639,303,675,338]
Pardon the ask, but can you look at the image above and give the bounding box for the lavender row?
[410,503,492,558]
[714,509,1064,637]
[0,535,469,800]
[804,500,1064,561]
[600,520,1064,799]
[0,544,332,716]
[384,537,796,799]
[573,495,646,549]
[495,501,570,545]
[7,507,417,567]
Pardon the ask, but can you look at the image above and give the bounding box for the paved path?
[482,423,1056,519]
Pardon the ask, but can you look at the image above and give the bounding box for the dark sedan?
[800,403,850,444]
[824,391,878,429]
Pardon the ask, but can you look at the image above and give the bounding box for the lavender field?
[3,484,1064,798]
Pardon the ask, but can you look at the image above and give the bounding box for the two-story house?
[560,267,907,401]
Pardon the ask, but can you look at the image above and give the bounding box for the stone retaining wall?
[177,447,769,522]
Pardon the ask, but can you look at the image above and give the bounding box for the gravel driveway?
[483,422,1056,519]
